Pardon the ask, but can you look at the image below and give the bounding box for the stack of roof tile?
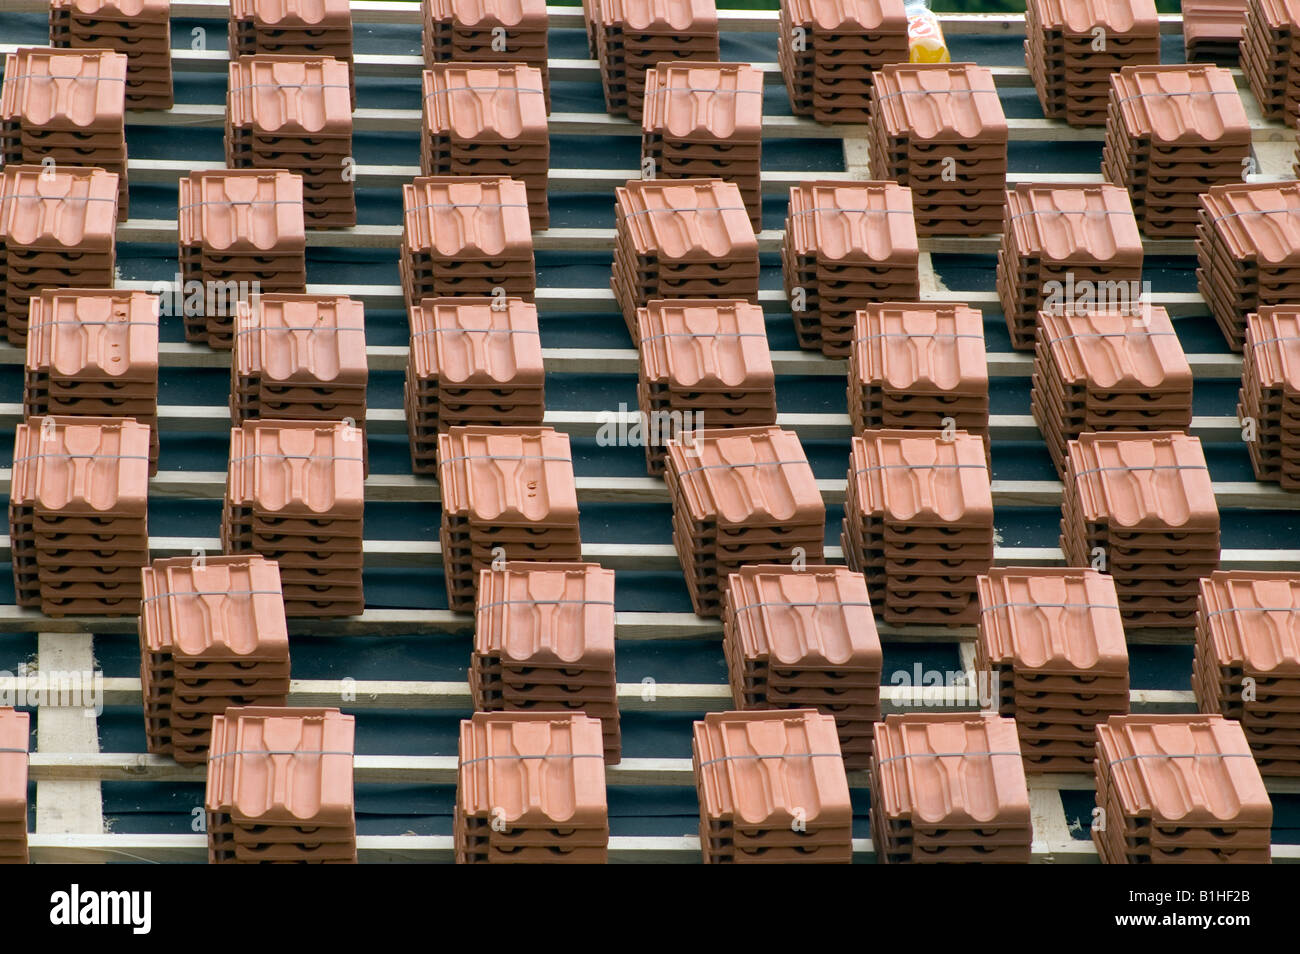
[0,709,29,865]
[842,429,994,626]
[1094,713,1272,863]
[140,554,291,763]
[1025,0,1161,127]
[229,0,355,104]
[722,564,881,769]
[1,48,129,221]
[641,62,763,231]
[24,288,161,475]
[664,426,825,618]
[1182,0,1248,63]
[871,712,1033,863]
[1101,65,1250,238]
[778,0,909,125]
[593,0,720,120]
[456,711,609,863]
[635,298,777,475]
[206,706,357,864]
[976,567,1130,774]
[1198,182,1300,351]
[10,416,149,616]
[867,63,1008,236]
[783,180,920,357]
[1061,431,1221,629]
[997,183,1145,351]
[178,169,306,349]
[0,165,117,347]
[1240,307,1300,487]
[848,302,989,442]
[693,708,852,863]
[472,562,620,763]
[438,425,581,613]
[422,0,551,111]
[421,64,549,230]
[1241,0,1300,126]
[612,178,759,338]
[1031,306,1194,478]
[1194,570,1300,775]
[400,175,536,309]
[49,0,173,110]
[223,420,365,617]
[226,54,356,229]
[231,293,367,442]
[404,296,544,474]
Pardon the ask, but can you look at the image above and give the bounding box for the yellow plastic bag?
[906,1,950,63]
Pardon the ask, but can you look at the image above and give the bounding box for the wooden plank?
[33,634,103,855]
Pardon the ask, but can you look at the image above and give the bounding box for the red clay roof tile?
[1005,183,1145,267]
[637,298,774,393]
[14,415,150,516]
[0,164,118,250]
[402,175,534,259]
[872,62,1008,144]
[473,562,615,668]
[228,419,365,518]
[0,708,30,824]
[1032,0,1160,35]
[408,296,543,389]
[1110,65,1250,146]
[852,302,989,397]
[437,425,579,526]
[233,293,367,389]
[1,47,127,131]
[226,54,353,138]
[641,61,763,143]
[179,169,306,254]
[848,429,994,526]
[232,0,352,28]
[1200,181,1300,267]
[1066,431,1220,531]
[601,0,719,31]
[422,62,548,144]
[786,180,920,265]
[25,288,159,383]
[783,0,907,32]
[1198,571,1300,675]
[614,177,758,261]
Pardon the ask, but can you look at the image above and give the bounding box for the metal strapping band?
[980,601,1121,613]
[177,199,299,212]
[139,589,281,605]
[1106,753,1257,767]
[875,750,1022,766]
[1249,335,1300,348]
[622,205,748,218]
[7,73,126,83]
[410,327,539,339]
[406,202,530,215]
[477,598,614,611]
[1071,464,1204,478]
[227,83,351,94]
[654,86,763,94]
[209,749,352,759]
[1115,90,1239,106]
[788,208,913,217]
[1007,209,1134,225]
[639,331,766,343]
[234,324,366,337]
[854,333,983,343]
[27,320,156,331]
[229,453,363,464]
[425,86,545,98]
[731,600,872,613]
[853,463,986,476]
[459,753,605,766]
[1209,207,1300,226]
[1044,331,1177,345]
[12,453,149,465]
[1,194,116,204]
[1203,606,1300,618]
[697,752,843,769]
[673,459,807,480]
[439,454,572,466]
[0,748,29,754]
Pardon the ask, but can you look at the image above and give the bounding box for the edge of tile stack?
[976,566,1130,774]
[1197,181,1300,352]
[11,415,150,616]
[229,0,355,106]
[422,0,551,111]
[1101,64,1251,238]
[1025,0,1161,127]
[664,425,826,618]
[1240,306,1300,487]
[1093,713,1272,863]
[421,63,550,230]
[1193,570,1300,776]
[177,169,307,349]
[140,554,291,763]
[635,297,777,475]
[226,54,357,229]
[611,177,760,338]
[1241,0,1300,126]
[779,0,909,125]
[842,428,994,626]
[49,0,174,109]
[641,61,763,231]
[456,711,609,863]
[437,425,582,612]
[405,296,545,474]
[693,708,852,863]
[400,175,537,308]
[848,301,990,443]
[0,708,29,865]
[867,62,1009,236]
[24,287,161,476]
[996,182,1144,351]
[870,711,1033,863]
[721,564,882,769]
[1,47,129,222]
[1030,305,1193,478]
[223,419,366,617]
[1060,430,1222,629]
[206,705,357,863]
[782,179,920,357]
[1183,0,1248,63]
[0,164,118,347]
[471,561,621,763]
[594,0,720,120]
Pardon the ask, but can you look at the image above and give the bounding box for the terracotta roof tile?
[1241,307,1300,487]
[1,47,127,131]
[847,429,994,526]
[227,418,365,519]
[0,163,118,251]
[15,415,150,517]
[0,708,29,862]
[422,0,551,110]
[226,54,353,138]
[47,0,172,110]
[472,561,620,761]
[614,177,758,262]
[1110,65,1250,146]
[872,62,1008,144]
[595,0,720,120]
[871,711,1033,862]
[179,169,306,255]
[232,0,352,29]
[1197,571,1300,675]
[641,61,763,143]
[693,708,852,862]
[456,711,608,862]
[25,288,159,384]
[784,0,907,33]
[1031,0,1160,36]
